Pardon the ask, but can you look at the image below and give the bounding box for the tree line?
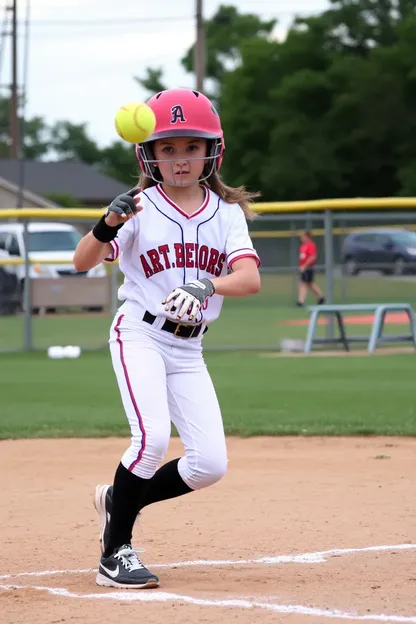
[2,0,416,203]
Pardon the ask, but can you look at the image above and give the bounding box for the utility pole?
[195,0,205,93]
[9,0,19,158]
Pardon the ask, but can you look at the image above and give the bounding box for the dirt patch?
[280,312,412,326]
[1,437,415,624]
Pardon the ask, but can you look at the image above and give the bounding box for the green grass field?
[1,350,415,439]
[1,273,415,441]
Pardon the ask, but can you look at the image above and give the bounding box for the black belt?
[143,311,207,339]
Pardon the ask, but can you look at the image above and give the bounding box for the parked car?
[341,228,416,276]
[0,222,107,312]
[0,222,106,281]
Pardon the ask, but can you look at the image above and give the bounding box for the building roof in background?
[0,159,129,203]
[0,175,60,208]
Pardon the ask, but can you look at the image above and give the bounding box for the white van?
[0,222,106,281]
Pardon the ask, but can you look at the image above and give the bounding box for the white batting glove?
[163,278,215,321]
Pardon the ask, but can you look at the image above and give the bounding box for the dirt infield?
[280,312,412,326]
[1,437,415,624]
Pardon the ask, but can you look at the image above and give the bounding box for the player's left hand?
[163,278,215,321]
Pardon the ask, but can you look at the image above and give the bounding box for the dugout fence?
[1,198,416,352]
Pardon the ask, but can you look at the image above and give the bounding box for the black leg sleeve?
[105,462,151,557]
[140,458,193,510]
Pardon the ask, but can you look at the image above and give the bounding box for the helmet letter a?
[170,105,187,124]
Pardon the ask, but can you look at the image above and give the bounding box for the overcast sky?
[2,0,329,147]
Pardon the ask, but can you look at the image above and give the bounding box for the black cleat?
[96,544,159,589]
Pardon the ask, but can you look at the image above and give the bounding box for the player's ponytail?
[203,173,260,220]
[138,173,157,191]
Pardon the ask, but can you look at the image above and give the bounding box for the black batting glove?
[106,188,138,218]
[93,188,141,242]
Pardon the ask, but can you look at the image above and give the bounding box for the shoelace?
[114,545,145,571]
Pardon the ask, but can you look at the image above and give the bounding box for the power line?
[26,16,194,26]
[13,26,195,39]
[19,8,320,28]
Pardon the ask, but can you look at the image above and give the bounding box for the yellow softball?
[114,102,156,144]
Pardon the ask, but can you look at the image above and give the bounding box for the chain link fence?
[1,206,416,352]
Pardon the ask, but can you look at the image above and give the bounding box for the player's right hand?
[105,188,143,226]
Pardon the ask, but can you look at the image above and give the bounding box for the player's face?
[153,137,208,186]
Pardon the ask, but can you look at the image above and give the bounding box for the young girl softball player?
[74,88,261,589]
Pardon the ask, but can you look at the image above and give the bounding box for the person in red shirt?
[296,231,325,306]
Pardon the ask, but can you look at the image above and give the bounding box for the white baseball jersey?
[105,184,260,325]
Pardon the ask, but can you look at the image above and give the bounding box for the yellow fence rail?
[252,197,416,213]
[0,208,105,219]
[0,196,416,219]
[0,257,97,265]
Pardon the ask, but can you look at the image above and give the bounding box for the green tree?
[134,67,167,97]
[0,96,137,188]
[132,5,276,101]
[181,4,275,100]
[0,97,51,159]
[219,26,341,199]
[22,116,50,159]
[3,1,416,201]
[324,0,416,52]
[50,121,102,164]
[100,141,139,186]
[219,0,416,200]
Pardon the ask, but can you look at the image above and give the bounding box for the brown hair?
[138,171,260,220]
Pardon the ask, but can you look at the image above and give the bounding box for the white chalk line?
[1,543,415,623]
[0,583,415,623]
[1,542,415,581]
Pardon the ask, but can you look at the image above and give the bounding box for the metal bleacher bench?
[304,303,416,354]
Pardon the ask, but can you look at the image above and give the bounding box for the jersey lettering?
[198,245,209,270]
[147,248,164,274]
[139,242,225,279]
[140,254,154,279]
[206,248,219,275]
[158,244,171,269]
[174,243,185,268]
[112,185,259,327]
[185,243,195,268]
